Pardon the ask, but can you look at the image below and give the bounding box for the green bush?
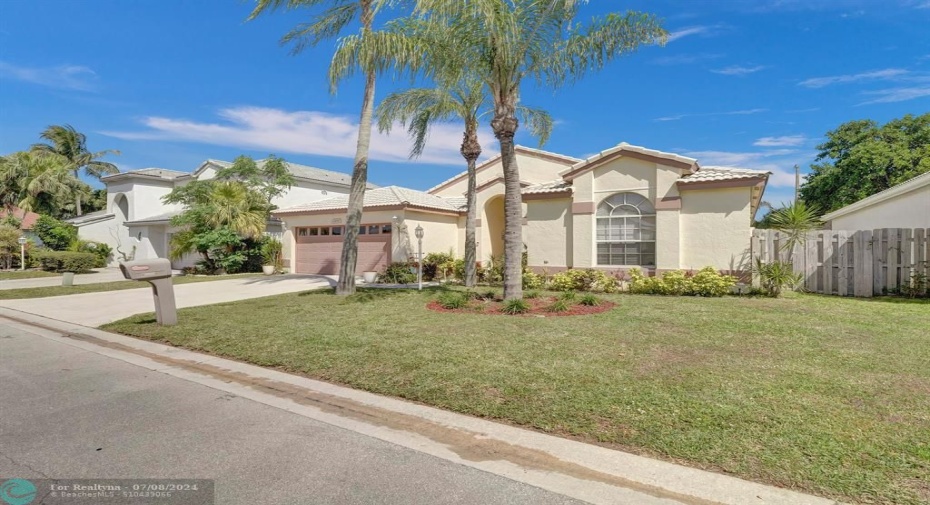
[500,298,530,315]
[546,299,570,313]
[558,290,578,301]
[33,215,77,251]
[484,255,504,284]
[753,259,802,297]
[437,291,470,309]
[629,267,735,297]
[690,267,737,297]
[378,262,416,284]
[550,269,618,292]
[579,294,601,306]
[71,240,112,268]
[32,250,97,272]
[522,270,544,289]
[423,251,456,281]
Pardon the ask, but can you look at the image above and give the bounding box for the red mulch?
[426,296,615,317]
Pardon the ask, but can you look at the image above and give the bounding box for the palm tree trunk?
[492,108,522,300]
[461,128,481,287]
[336,68,376,295]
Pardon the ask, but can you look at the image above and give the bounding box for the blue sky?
[2,0,929,208]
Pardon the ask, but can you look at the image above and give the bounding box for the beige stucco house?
[821,171,930,230]
[274,143,769,276]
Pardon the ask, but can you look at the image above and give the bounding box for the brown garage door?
[294,224,391,275]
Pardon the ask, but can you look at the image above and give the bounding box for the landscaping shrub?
[522,270,544,289]
[754,259,802,297]
[558,290,577,301]
[71,240,112,268]
[524,290,540,299]
[33,215,77,251]
[437,291,470,309]
[579,294,601,306]
[901,270,929,298]
[550,269,618,293]
[500,298,530,315]
[260,237,283,269]
[423,251,456,281]
[546,299,570,313]
[629,267,735,297]
[32,250,97,272]
[690,267,737,297]
[0,225,21,269]
[484,255,504,284]
[378,262,416,284]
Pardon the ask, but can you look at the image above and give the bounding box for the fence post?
[886,228,899,294]
[822,231,834,295]
[872,228,883,296]
[901,228,914,289]
[853,230,873,297]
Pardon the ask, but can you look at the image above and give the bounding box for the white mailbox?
[119,258,177,326]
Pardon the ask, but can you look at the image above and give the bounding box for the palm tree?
[768,201,823,263]
[376,77,552,287]
[0,151,86,217]
[249,0,405,295]
[207,181,269,239]
[404,1,666,299]
[31,124,120,216]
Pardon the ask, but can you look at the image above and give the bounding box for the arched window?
[596,193,656,266]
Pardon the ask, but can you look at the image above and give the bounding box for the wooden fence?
[751,228,930,297]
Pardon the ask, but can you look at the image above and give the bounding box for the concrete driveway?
[0,274,335,326]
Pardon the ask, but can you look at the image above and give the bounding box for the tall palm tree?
[31,124,120,216]
[250,0,407,295]
[0,151,86,217]
[404,1,666,299]
[376,77,552,287]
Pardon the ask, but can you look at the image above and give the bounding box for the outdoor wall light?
[414,225,424,290]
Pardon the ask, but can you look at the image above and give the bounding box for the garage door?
[294,224,391,275]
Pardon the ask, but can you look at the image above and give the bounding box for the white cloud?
[859,86,930,104]
[653,108,767,122]
[798,68,908,88]
[753,135,806,147]
[0,61,98,91]
[711,65,767,76]
[666,26,710,42]
[651,53,723,66]
[101,106,498,165]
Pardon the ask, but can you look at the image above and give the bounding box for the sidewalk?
[0,274,336,326]
[0,267,129,290]
[0,309,841,505]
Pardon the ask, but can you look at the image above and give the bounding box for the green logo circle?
[0,479,36,505]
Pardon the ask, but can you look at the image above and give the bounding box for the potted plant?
[362,271,377,283]
[261,238,282,275]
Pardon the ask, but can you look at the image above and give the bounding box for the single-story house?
[274,143,770,276]
[821,171,930,230]
[0,206,41,243]
[69,159,370,267]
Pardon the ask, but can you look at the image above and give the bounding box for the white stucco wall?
[679,187,753,272]
[827,184,930,230]
[524,198,571,268]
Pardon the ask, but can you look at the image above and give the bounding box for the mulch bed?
[426,296,615,317]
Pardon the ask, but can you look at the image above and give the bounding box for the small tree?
[767,201,822,263]
[0,225,21,269]
[33,215,78,251]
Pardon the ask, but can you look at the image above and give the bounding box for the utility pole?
[794,164,800,201]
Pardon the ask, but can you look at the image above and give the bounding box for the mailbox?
[119,258,177,326]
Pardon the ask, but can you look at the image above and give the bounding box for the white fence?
[751,228,930,297]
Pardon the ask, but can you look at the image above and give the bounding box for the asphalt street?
[0,319,580,505]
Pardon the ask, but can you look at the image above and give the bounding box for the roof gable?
[822,171,930,221]
[427,145,581,194]
[560,142,698,181]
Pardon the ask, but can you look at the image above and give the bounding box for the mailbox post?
[119,258,177,326]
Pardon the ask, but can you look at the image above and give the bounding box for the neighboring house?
[0,206,41,243]
[821,171,930,230]
[69,159,364,268]
[273,143,769,276]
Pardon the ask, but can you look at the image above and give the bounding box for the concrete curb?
[0,307,843,505]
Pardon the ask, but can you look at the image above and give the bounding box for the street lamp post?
[414,225,424,291]
[17,236,27,271]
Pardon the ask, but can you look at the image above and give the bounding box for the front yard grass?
[102,289,930,505]
[0,270,61,280]
[0,274,262,300]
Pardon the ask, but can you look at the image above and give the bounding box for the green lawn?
[102,288,930,505]
[0,270,61,280]
[0,274,262,299]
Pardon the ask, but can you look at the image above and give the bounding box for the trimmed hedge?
[32,250,97,273]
